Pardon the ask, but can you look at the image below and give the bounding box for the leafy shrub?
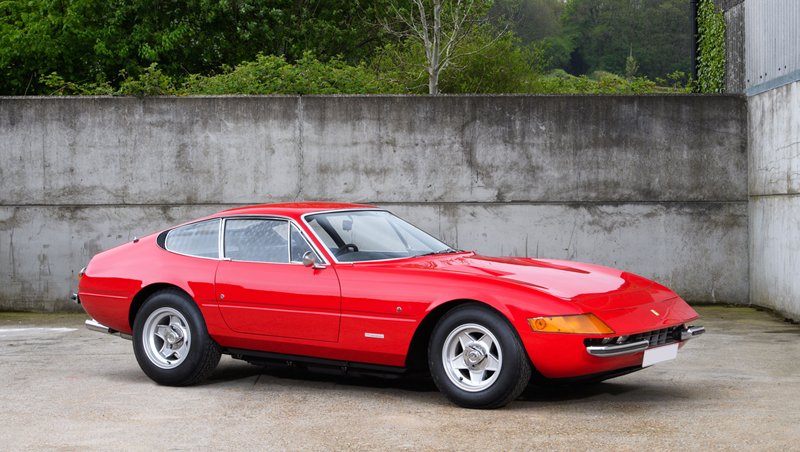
[696,0,726,93]
[374,29,549,94]
[182,52,403,95]
[40,53,402,96]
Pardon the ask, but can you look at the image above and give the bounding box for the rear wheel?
[428,303,531,409]
[133,289,221,386]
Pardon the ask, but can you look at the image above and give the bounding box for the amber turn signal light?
[79,267,86,281]
[528,313,615,335]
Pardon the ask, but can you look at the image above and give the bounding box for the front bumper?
[586,325,705,357]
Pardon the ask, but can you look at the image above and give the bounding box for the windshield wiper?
[413,248,463,258]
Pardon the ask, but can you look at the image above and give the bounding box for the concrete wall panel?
[0,97,301,205]
[749,80,800,319]
[749,196,800,319]
[0,201,749,312]
[749,81,800,196]
[299,96,747,203]
[1,96,748,206]
[723,1,747,93]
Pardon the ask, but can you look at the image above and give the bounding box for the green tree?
[375,28,547,94]
[544,0,690,81]
[375,0,509,94]
[1,0,393,95]
[490,0,566,44]
[1,0,103,94]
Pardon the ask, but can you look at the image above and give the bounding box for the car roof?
[212,202,381,220]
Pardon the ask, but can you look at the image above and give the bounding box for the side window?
[224,219,289,263]
[165,220,220,258]
[290,224,316,263]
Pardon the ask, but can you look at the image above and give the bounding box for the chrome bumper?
[71,293,80,305]
[681,325,705,340]
[85,319,132,340]
[586,325,705,358]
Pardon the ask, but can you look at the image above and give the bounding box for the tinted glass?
[224,219,289,263]
[165,220,220,258]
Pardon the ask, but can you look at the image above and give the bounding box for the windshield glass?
[304,210,455,262]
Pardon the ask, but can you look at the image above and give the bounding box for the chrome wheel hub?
[466,345,487,370]
[142,307,192,369]
[165,326,183,345]
[442,323,503,392]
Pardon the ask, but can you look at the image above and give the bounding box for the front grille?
[584,325,682,348]
[630,326,679,347]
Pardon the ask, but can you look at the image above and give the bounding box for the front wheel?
[132,289,221,386]
[429,303,531,409]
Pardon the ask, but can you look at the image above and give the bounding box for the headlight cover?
[528,313,615,335]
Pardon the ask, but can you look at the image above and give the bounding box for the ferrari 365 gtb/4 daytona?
[75,203,704,409]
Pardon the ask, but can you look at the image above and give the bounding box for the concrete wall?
[749,80,800,320]
[0,95,748,312]
[717,0,747,93]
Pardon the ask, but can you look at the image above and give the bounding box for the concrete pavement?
[1,305,798,451]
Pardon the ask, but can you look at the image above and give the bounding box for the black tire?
[428,303,531,409]
[132,289,221,386]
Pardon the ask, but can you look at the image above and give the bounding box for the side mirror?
[302,251,325,269]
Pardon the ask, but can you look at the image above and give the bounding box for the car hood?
[400,254,670,311]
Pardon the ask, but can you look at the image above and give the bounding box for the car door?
[215,218,341,342]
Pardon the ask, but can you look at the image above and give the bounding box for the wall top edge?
[0,201,751,208]
[0,93,748,100]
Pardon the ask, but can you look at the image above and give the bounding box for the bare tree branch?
[373,0,506,94]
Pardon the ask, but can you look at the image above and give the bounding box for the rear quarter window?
[164,220,220,259]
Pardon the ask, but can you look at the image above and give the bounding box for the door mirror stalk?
[302,251,326,269]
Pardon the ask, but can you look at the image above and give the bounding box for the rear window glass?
[165,220,220,258]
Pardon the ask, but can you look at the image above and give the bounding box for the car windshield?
[304,210,457,262]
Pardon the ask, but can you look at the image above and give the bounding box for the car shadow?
[519,382,640,402]
[128,358,697,406]
[517,379,700,405]
[201,358,440,392]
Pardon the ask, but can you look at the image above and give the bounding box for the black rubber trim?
[224,347,408,374]
[156,230,169,249]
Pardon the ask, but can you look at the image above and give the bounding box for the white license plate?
[642,343,679,367]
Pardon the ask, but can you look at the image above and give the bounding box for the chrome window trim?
[289,223,319,264]
[219,214,329,266]
[218,218,225,260]
[163,218,223,261]
[300,208,457,265]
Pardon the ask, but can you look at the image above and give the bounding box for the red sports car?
[75,203,704,409]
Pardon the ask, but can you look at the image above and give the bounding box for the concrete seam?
[748,193,800,198]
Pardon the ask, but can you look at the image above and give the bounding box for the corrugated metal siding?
[745,0,800,90]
